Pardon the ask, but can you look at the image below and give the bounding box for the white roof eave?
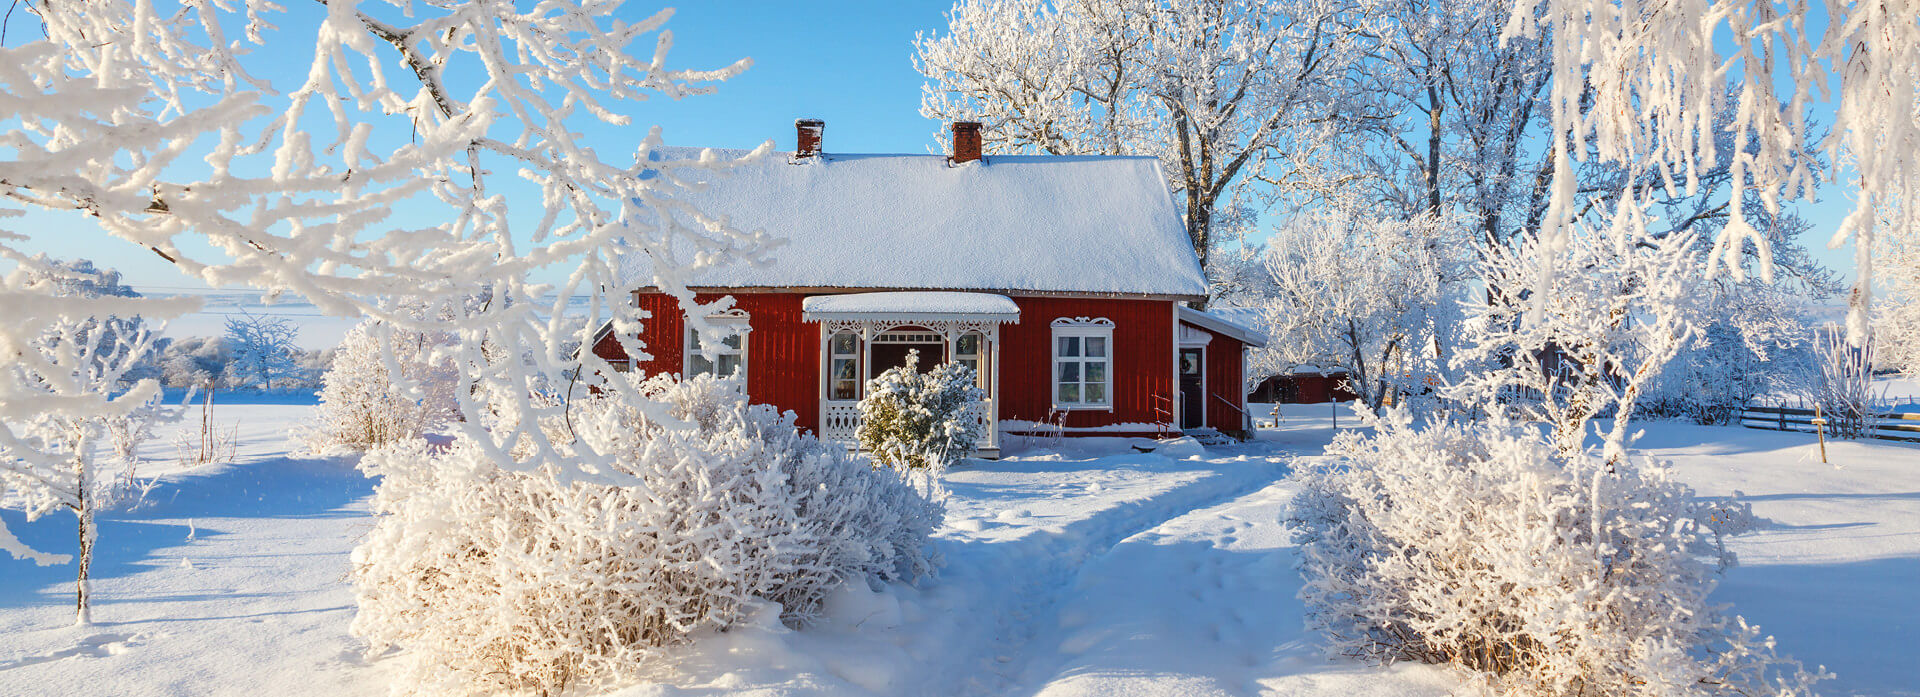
[803,310,1021,323]
[1177,305,1267,347]
[801,291,1022,324]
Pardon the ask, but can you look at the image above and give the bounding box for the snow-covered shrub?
[350,373,942,696]
[302,319,459,454]
[856,350,985,471]
[1290,408,1821,697]
[1808,327,1875,439]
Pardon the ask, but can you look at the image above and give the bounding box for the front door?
[1179,348,1205,430]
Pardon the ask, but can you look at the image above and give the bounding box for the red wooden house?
[594,120,1263,457]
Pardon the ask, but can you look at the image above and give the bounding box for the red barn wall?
[999,296,1175,432]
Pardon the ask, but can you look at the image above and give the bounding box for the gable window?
[684,314,749,380]
[1051,318,1113,409]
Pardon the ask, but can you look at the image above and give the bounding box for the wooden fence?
[1737,405,1920,443]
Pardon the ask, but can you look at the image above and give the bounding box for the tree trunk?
[74,441,94,626]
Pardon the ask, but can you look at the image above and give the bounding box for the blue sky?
[13,1,1859,292]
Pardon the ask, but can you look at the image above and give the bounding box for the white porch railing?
[819,399,998,454]
[821,401,861,447]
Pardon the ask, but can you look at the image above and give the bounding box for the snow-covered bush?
[856,350,985,471]
[350,373,942,696]
[1809,328,1875,439]
[1290,408,1822,697]
[302,319,458,454]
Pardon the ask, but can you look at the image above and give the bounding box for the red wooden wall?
[1186,322,1249,433]
[597,292,1185,436]
[594,292,821,434]
[998,296,1175,431]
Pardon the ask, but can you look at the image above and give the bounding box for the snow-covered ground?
[2,400,1915,696]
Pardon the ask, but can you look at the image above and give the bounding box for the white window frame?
[683,313,750,381]
[1050,317,1114,410]
[827,330,861,401]
[955,331,988,388]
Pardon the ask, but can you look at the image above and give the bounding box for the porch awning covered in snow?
[801,291,1020,323]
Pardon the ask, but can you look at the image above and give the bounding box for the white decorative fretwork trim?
[821,319,1003,339]
[1050,316,1115,328]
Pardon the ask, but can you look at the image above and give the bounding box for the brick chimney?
[950,121,982,164]
[795,118,825,158]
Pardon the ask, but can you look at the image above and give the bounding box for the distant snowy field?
[149,291,359,350]
[1,400,1915,696]
[146,291,602,350]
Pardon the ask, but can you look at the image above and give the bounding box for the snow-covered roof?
[801,291,1020,322]
[1177,306,1266,347]
[618,149,1207,298]
[1201,306,1267,338]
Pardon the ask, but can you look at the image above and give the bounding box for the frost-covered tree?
[1282,195,1838,689]
[0,0,775,580]
[1642,279,1817,425]
[0,259,169,624]
[856,351,986,472]
[1874,209,1920,374]
[304,317,459,454]
[224,312,302,390]
[156,336,229,388]
[14,257,157,384]
[1453,215,1703,460]
[1254,206,1469,410]
[1347,0,1552,247]
[915,0,1374,271]
[352,374,942,695]
[1508,0,1920,340]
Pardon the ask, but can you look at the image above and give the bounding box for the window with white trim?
[956,331,987,388]
[684,315,748,380]
[828,331,860,400]
[1051,318,1112,408]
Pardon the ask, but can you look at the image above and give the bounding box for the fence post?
[1812,403,1829,464]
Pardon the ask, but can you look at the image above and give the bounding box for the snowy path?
[1007,479,1455,697]
[618,440,1316,697]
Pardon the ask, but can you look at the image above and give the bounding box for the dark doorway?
[870,341,946,379]
[1179,348,1204,430]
